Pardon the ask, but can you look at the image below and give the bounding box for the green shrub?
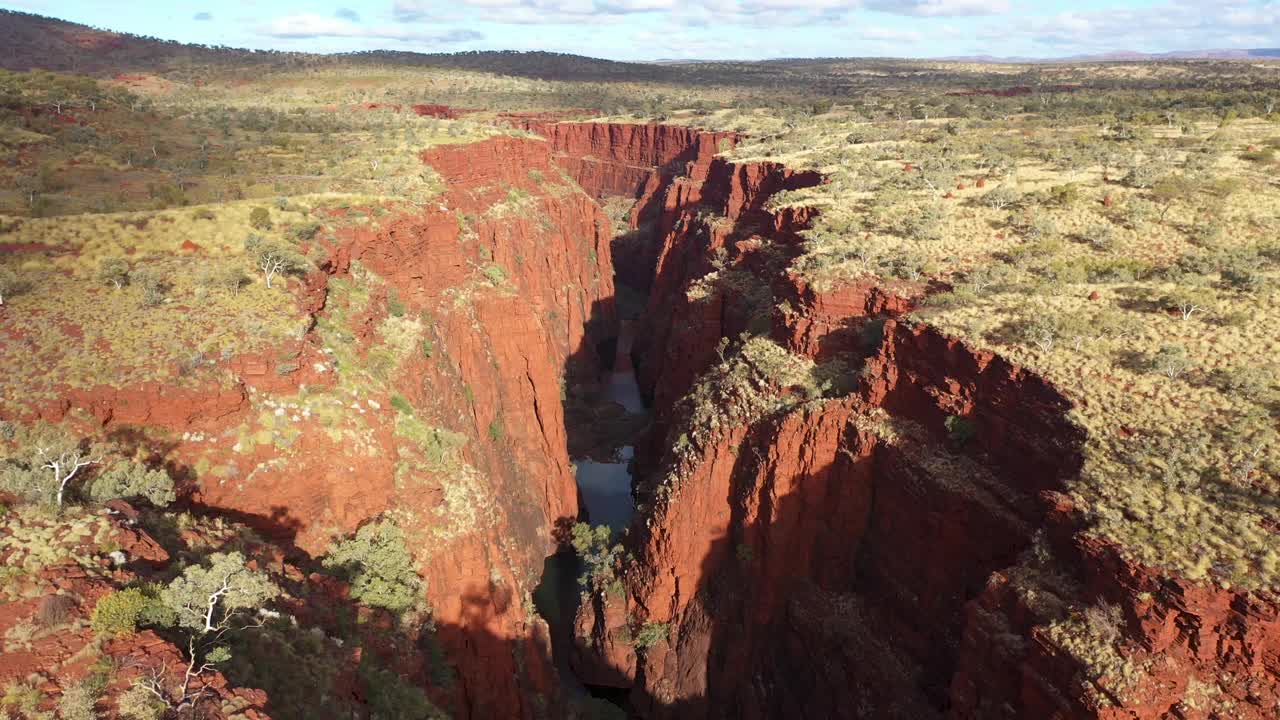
[91,588,152,637]
[98,257,130,289]
[1082,223,1114,251]
[133,268,167,307]
[944,415,977,445]
[1146,345,1191,379]
[632,622,670,649]
[899,202,947,242]
[288,222,321,242]
[386,290,406,317]
[323,521,422,614]
[249,207,272,230]
[360,659,446,720]
[389,395,414,415]
[1241,147,1276,164]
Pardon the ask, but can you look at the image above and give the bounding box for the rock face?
[522,121,1280,720]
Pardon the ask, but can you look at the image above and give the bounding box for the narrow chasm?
[536,204,652,713]
[520,119,1087,720]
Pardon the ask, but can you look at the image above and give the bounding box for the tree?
[900,202,948,242]
[1150,175,1195,223]
[161,552,279,635]
[323,520,422,614]
[1148,344,1191,379]
[98,257,130,289]
[88,462,175,507]
[0,434,98,507]
[983,185,1020,211]
[255,242,307,289]
[571,522,623,595]
[1159,287,1213,321]
[1020,317,1058,352]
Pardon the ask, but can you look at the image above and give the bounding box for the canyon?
[3,116,1277,720]
[470,119,1280,719]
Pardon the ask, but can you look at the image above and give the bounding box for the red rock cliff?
[527,121,1280,720]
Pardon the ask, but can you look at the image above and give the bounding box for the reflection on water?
[575,446,635,533]
[575,323,644,533]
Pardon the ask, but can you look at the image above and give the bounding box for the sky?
[2,0,1278,61]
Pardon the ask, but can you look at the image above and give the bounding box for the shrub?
[632,622,670,649]
[254,242,310,289]
[1021,317,1059,352]
[91,588,152,637]
[1211,366,1274,400]
[1188,219,1225,247]
[982,185,1020,211]
[36,595,76,627]
[900,202,947,242]
[1018,212,1059,241]
[323,521,422,614]
[1147,345,1191,379]
[191,208,217,221]
[1082,222,1115,251]
[1082,602,1124,646]
[1220,258,1266,292]
[57,680,97,720]
[1123,161,1168,189]
[1118,198,1157,229]
[1241,147,1276,164]
[571,523,622,594]
[944,415,977,445]
[0,266,28,306]
[87,463,175,507]
[132,269,167,307]
[359,659,444,720]
[116,682,167,720]
[98,258,130,289]
[249,207,272,230]
[288,222,321,242]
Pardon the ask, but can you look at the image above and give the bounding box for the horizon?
[2,0,1277,63]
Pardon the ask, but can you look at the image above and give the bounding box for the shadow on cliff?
[621,341,1087,718]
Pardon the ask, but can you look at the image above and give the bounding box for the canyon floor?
[1,9,1279,720]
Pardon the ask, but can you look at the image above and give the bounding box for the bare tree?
[37,445,98,507]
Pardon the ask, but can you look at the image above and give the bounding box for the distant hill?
[937,49,1280,63]
[2,7,1277,87]
[0,9,679,83]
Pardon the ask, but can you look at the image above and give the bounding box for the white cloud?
[985,0,1280,53]
[867,0,1008,16]
[860,26,923,41]
[260,13,481,42]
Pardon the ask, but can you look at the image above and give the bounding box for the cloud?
[193,11,214,20]
[335,7,362,21]
[261,13,482,42]
[983,0,1280,53]
[860,26,923,42]
[867,0,1007,16]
